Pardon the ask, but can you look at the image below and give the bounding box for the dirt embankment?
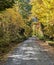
[38,40,54,63]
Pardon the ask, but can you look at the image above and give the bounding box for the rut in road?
[4,37,53,65]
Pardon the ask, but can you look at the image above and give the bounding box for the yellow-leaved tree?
[31,0,54,40]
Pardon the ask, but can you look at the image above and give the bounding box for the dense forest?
[0,0,54,60]
[0,0,32,59]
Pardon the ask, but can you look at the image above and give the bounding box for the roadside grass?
[46,41,54,47]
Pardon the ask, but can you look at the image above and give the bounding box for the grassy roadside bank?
[46,41,54,47]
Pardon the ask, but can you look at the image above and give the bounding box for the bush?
[0,7,32,55]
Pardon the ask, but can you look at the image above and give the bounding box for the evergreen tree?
[0,0,15,11]
[18,0,32,19]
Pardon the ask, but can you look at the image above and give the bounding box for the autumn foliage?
[0,0,54,58]
[31,0,54,40]
[0,7,32,55]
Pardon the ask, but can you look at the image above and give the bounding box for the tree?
[31,0,54,24]
[31,0,54,40]
[18,0,32,19]
[0,0,15,11]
